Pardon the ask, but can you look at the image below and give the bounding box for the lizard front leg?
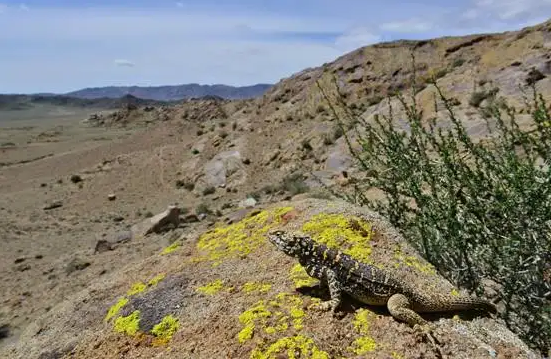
[315,268,343,312]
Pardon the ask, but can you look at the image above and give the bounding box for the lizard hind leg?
[388,294,444,358]
[387,293,428,327]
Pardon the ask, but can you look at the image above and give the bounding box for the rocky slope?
[1,18,551,359]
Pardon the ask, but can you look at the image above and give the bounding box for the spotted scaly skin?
[267,230,497,326]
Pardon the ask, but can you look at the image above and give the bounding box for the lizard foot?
[312,299,340,313]
[413,323,443,359]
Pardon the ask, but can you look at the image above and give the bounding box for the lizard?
[267,230,497,327]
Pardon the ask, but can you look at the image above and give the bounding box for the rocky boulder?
[1,199,539,359]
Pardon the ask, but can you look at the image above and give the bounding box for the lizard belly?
[342,282,391,306]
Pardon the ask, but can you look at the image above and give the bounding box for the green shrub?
[319,75,551,353]
[301,139,313,151]
[282,173,310,196]
[452,58,465,68]
[196,203,212,215]
[202,186,216,196]
[322,134,334,146]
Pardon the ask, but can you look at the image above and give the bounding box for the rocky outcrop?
[2,199,539,359]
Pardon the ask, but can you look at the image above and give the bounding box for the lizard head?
[267,230,309,257]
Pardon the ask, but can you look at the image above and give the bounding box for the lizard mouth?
[267,230,286,249]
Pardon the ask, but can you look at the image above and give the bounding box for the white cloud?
[1,2,550,93]
[470,0,551,21]
[19,3,29,11]
[114,59,135,67]
[0,3,7,13]
[175,2,184,8]
[334,27,380,52]
[380,18,433,33]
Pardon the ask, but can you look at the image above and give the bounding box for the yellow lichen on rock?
[127,282,147,296]
[250,335,330,359]
[148,273,166,287]
[349,309,377,355]
[114,310,141,336]
[105,297,129,322]
[237,293,306,345]
[195,206,293,266]
[161,242,181,255]
[196,279,224,295]
[289,263,318,288]
[393,246,436,275]
[242,282,272,294]
[151,314,180,344]
[302,213,373,263]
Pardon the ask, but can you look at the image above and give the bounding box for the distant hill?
[0,94,170,111]
[65,83,272,101]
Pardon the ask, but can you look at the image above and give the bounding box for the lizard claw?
[413,323,443,358]
[313,300,333,312]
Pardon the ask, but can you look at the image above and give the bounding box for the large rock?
[203,150,245,188]
[131,205,180,237]
[3,198,539,359]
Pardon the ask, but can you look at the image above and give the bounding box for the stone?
[65,258,91,275]
[182,214,200,223]
[107,194,116,201]
[70,175,83,183]
[203,150,244,188]
[114,231,133,244]
[94,240,113,254]
[238,197,257,208]
[43,201,63,210]
[131,205,180,237]
[0,323,10,339]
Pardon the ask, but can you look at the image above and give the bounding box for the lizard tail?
[414,294,497,314]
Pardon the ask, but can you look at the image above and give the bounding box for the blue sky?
[0,1,550,93]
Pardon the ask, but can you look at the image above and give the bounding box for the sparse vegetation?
[452,58,466,68]
[195,202,212,215]
[322,134,334,146]
[281,173,310,196]
[319,64,551,353]
[202,186,216,196]
[469,87,498,107]
[301,139,313,151]
[332,125,345,140]
[175,179,195,191]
